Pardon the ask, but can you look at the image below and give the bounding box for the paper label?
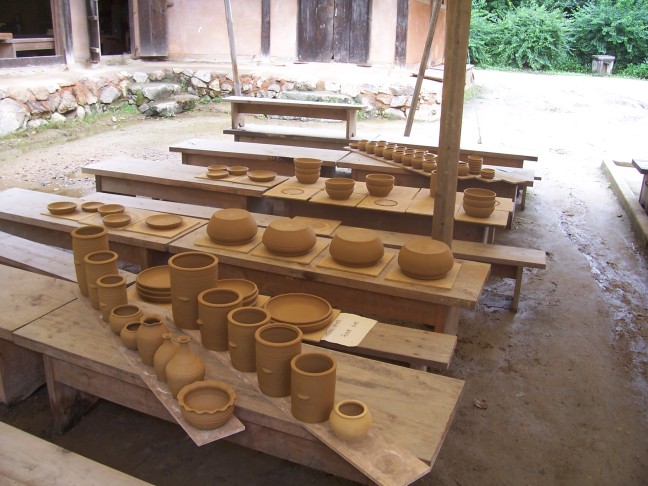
[320,313,377,347]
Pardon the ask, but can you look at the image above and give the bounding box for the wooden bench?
[632,158,648,212]
[0,34,55,58]
[0,422,151,484]
[223,123,357,150]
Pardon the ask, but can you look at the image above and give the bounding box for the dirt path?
[0,69,647,485]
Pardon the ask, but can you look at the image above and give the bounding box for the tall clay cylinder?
[165,335,205,398]
[84,250,119,310]
[255,323,303,397]
[168,252,219,330]
[71,225,109,296]
[290,352,337,423]
[228,307,271,372]
[136,314,169,366]
[197,288,243,351]
[97,274,128,322]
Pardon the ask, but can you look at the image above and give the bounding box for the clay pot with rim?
[120,321,140,351]
[178,380,236,430]
[398,237,454,280]
[206,208,258,246]
[218,279,258,307]
[329,227,384,267]
[329,399,373,442]
[290,352,337,423]
[197,288,243,351]
[365,173,395,198]
[228,306,272,372]
[84,250,119,310]
[357,139,368,151]
[458,161,469,176]
[168,252,219,330]
[411,155,425,170]
[325,178,355,200]
[365,141,378,154]
[255,323,303,397]
[97,274,128,322]
[262,219,316,256]
[153,333,179,382]
[165,335,206,398]
[422,158,437,173]
[109,304,143,335]
[71,225,109,297]
[392,149,406,164]
[136,314,169,366]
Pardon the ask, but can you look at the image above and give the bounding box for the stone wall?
[0,66,445,137]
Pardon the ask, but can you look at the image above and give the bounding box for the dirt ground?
[1,69,647,485]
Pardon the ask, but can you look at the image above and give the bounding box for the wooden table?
[632,158,648,212]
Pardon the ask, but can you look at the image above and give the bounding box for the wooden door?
[298,0,371,64]
[137,0,168,57]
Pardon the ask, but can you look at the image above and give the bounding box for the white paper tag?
[320,313,377,347]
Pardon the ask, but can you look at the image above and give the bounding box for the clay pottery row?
[467,155,483,175]
[392,148,406,164]
[325,178,355,200]
[329,399,372,442]
[255,323,303,397]
[365,173,394,197]
[207,208,258,246]
[109,304,143,334]
[48,201,77,215]
[136,265,171,303]
[402,149,417,167]
[263,293,333,333]
[294,157,322,184]
[177,380,236,430]
[84,250,119,310]
[153,333,178,382]
[120,321,140,350]
[228,306,272,372]
[97,274,128,322]
[136,314,169,366]
[291,352,337,423]
[365,141,377,154]
[458,161,469,176]
[197,288,243,351]
[218,279,258,307]
[71,225,109,297]
[168,252,219,330]
[165,335,206,398]
[329,227,384,268]
[262,219,316,256]
[398,237,454,280]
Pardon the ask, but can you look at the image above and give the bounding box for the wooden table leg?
[0,339,44,404]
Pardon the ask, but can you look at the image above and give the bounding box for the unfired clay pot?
[290,352,337,423]
[109,304,143,335]
[97,274,127,322]
[206,208,258,246]
[255,323,303,397]
[262,219,316,256]
[168,252,219,330]
[329,399,373,442]
[84,250,119,310]
[165,335,206,398]
[197,288,243,351]
[468,154,483,174]
[71,225,109,297]
[398,237,454,280]
[119,322,140,351]
[178,380,236,430]
[329,227,384,267]
[228,307,272,372]
[458,161,469,176]
[365,174,395,198]
[218,279,258,307]
[153,333,178,382]
[136,314,169,366]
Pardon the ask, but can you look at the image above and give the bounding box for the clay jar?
[168,252,219,330]
[119,321,140,351]
[329,227,384,267]
[97,274,128,322]
[458,161,469,176]
[165,335,206,398]
[329,399,373,442]
[197,288,243,351]
[262,219,316,256]
[109,304,143,335]
[206,208,257,246]
[84,250,119,310]
[365,173,395,198]
[255,323,303,397]
[398,237,454,280]
[136,314,169,366]
[290,352,337,423]
[153,333,178,382]
[228,307,272,372]
[71,225,109,297]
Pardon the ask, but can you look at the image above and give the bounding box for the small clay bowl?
[357,139,369,151]
[206,170,229,180]
[458,162,469,176]
[227,166,248,176]
[294,167,321,174]
[463,203,495,218]
[398,237,454,280]
[178,380,236,430]
[463,188,496,201]
[119,321,140,350]
[207,208,257,246]
[295,171,320,184]
[293,158,323,170]
[462,198,499,209]
[481,168,496,179]
[325,178,355,190]
[329,227,384,267]
[97,203,126,216]
[218,278,259,307]
[365,174,395,197]
[262,219,316,256]
[47,201,77,215]
[207,164,228,172]
[102,213,132,228]
[80,201,104,212]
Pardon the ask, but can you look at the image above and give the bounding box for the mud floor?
[1,69,647,485]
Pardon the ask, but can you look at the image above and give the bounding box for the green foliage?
[571,0,648,69]
[469,0,497,65]
[618,63,648,79]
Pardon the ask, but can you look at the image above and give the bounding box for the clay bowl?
[248,170,277,182]
[264,293,332,326]
[136,265,171,291]
[207,208,258,246]
[294,170,320,184]
[365,174,395,197]
[293,158,323,170]
[262,219,316,256]
[325,187,354,200]
[357,139,369,151]
[80,201,104,213]
[227,166,249,176]
[462,197,498,209]
[97,204,126,216]
[145,214,183,230]
[207,164,228,172]
[458,162,469,176]
[178,380,236,430]
[365,141,378,154]
[329,227,384,267]
[47,201,77,215]
[463,188,497,201]
[325,178,355,199]
[481,168,496,179]
[206,170,229,180]
[102,213,132,228]
[398,237,454,280]
[392,150,405,164]
[218,278,259,307]
[463,203,495,218]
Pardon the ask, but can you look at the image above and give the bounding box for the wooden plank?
[12,38,55,52]
[0,339,44,404]
[0,231,77,281]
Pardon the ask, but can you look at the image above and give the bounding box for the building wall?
[405,0,446,66]
[370,0,398,65]
[69,0,90,63]
[269,0,298,60]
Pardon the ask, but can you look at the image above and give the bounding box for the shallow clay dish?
[47,201,77,215]
[264,293,332,326]
[227,166,249,176]
[136,284,171,298]
[178,380,236,430]
[136,265,171,291]
[80,201,104,212]
[206,170,229,180]
[248,170,277,182]
[102,213,132,228]
[136,289,172,304]
[262,219,316,256]
[145,214,183,230]
[97,203,126,216]
[207,164,228,172]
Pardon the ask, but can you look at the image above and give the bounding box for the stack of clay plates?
[136,265,171,303]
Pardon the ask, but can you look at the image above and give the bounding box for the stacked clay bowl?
[97,204,125,216]
[136,265,171,303]
[463,187,497,218]
[294,157,322,184]
[329,227,384,267]
[264,293,333,333]
[177,380,236,430]
[218,278,259,306]
[467,155,483,175]
[262,219,316,256]
[365,173,395,197]
[398,237,454,280]
[207,208,257,245]
[325,178,355,200]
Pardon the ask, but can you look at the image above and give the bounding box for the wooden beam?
[395,0,408,66]
[431,0,472,245]
[224,0,241,96]
[261,0,271,59]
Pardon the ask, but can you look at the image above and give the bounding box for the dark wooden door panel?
[333,0,371,63]
[298,0,334,62]
[138,0,168,57]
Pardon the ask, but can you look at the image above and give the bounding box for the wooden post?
[223,0,241,96]
[431,0,472,245]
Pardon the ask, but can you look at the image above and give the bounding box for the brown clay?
[262,219,316,256]
[109,304,143,335]
[177,380,236,430]
[228,307,271,372]
[255,323,303,397]
[97,274,127,322]
[328,399,373,442]
[206,208,257,246]
[165,335,205,398]
[153,333,179,382]
[84,250,119,310]
[329,227,384,267]
[197,288,243,351]
[136,314,169,366]
[290,352,337,423]
[119,322,140,351]
[70,225,109,297]
[398,237,454,280]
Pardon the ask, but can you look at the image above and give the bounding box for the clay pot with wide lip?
[365,173,395,197]
[329,227,384,267]
[481,168,496,179]
[255,323,303,397]
[365,141,378,154]
[357,139,368,151]
[398,237,454,280]
[153,333,178,382]
[290,352,337,423]
[325,178,355,200]
[467,155,483,174]
[178,380,236,430]
[228,306,272,372]
[227,166,248,176]
[197,288,243,351]
[411,155,425,170]
[71,225,109,297]
[84,250,119,310]
[47,201,77,215]
[120,321,140,350]
[262,219,316,256]
[168,252,219,330]
[206,208,258,246]
[218,279,258,307]
[463,187,497,201]
[329,399,372,442]
[136,314,169,366]
[165,335,205,398]
[293,158,323,170]
[97,274,128,322]
[422,158,437,173]
[392,149,406,164]
[109,304,143,335]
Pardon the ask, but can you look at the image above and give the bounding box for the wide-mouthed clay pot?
[290,352,337,423]
[227,166,248,176]
[255,323,303,397]
[153,333,178,382]
[262,219,316,256]
[294,168,320,184]
[71,225,109,297]
[178,380,236,430]
[165,335,205,398]
[329,227,384,267]
[97,204,125,216]
[398,237,454,280]
[458,161,469,176]
[467,155,483,174]
[109,304,143,335]
[206,208,258,246]
[97,274,128,322]
[293,157,323,170]
[463,187,497,201]
[47,201,77,215]
[84,250,119,310]
[365,174,395,197]
[228,306,272,372]
[325,178,355,200]
[197,288,243,351]
[120,321,140,351]
[218,279,258,307]
[329,399,373,442]
[136,314,169,366]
